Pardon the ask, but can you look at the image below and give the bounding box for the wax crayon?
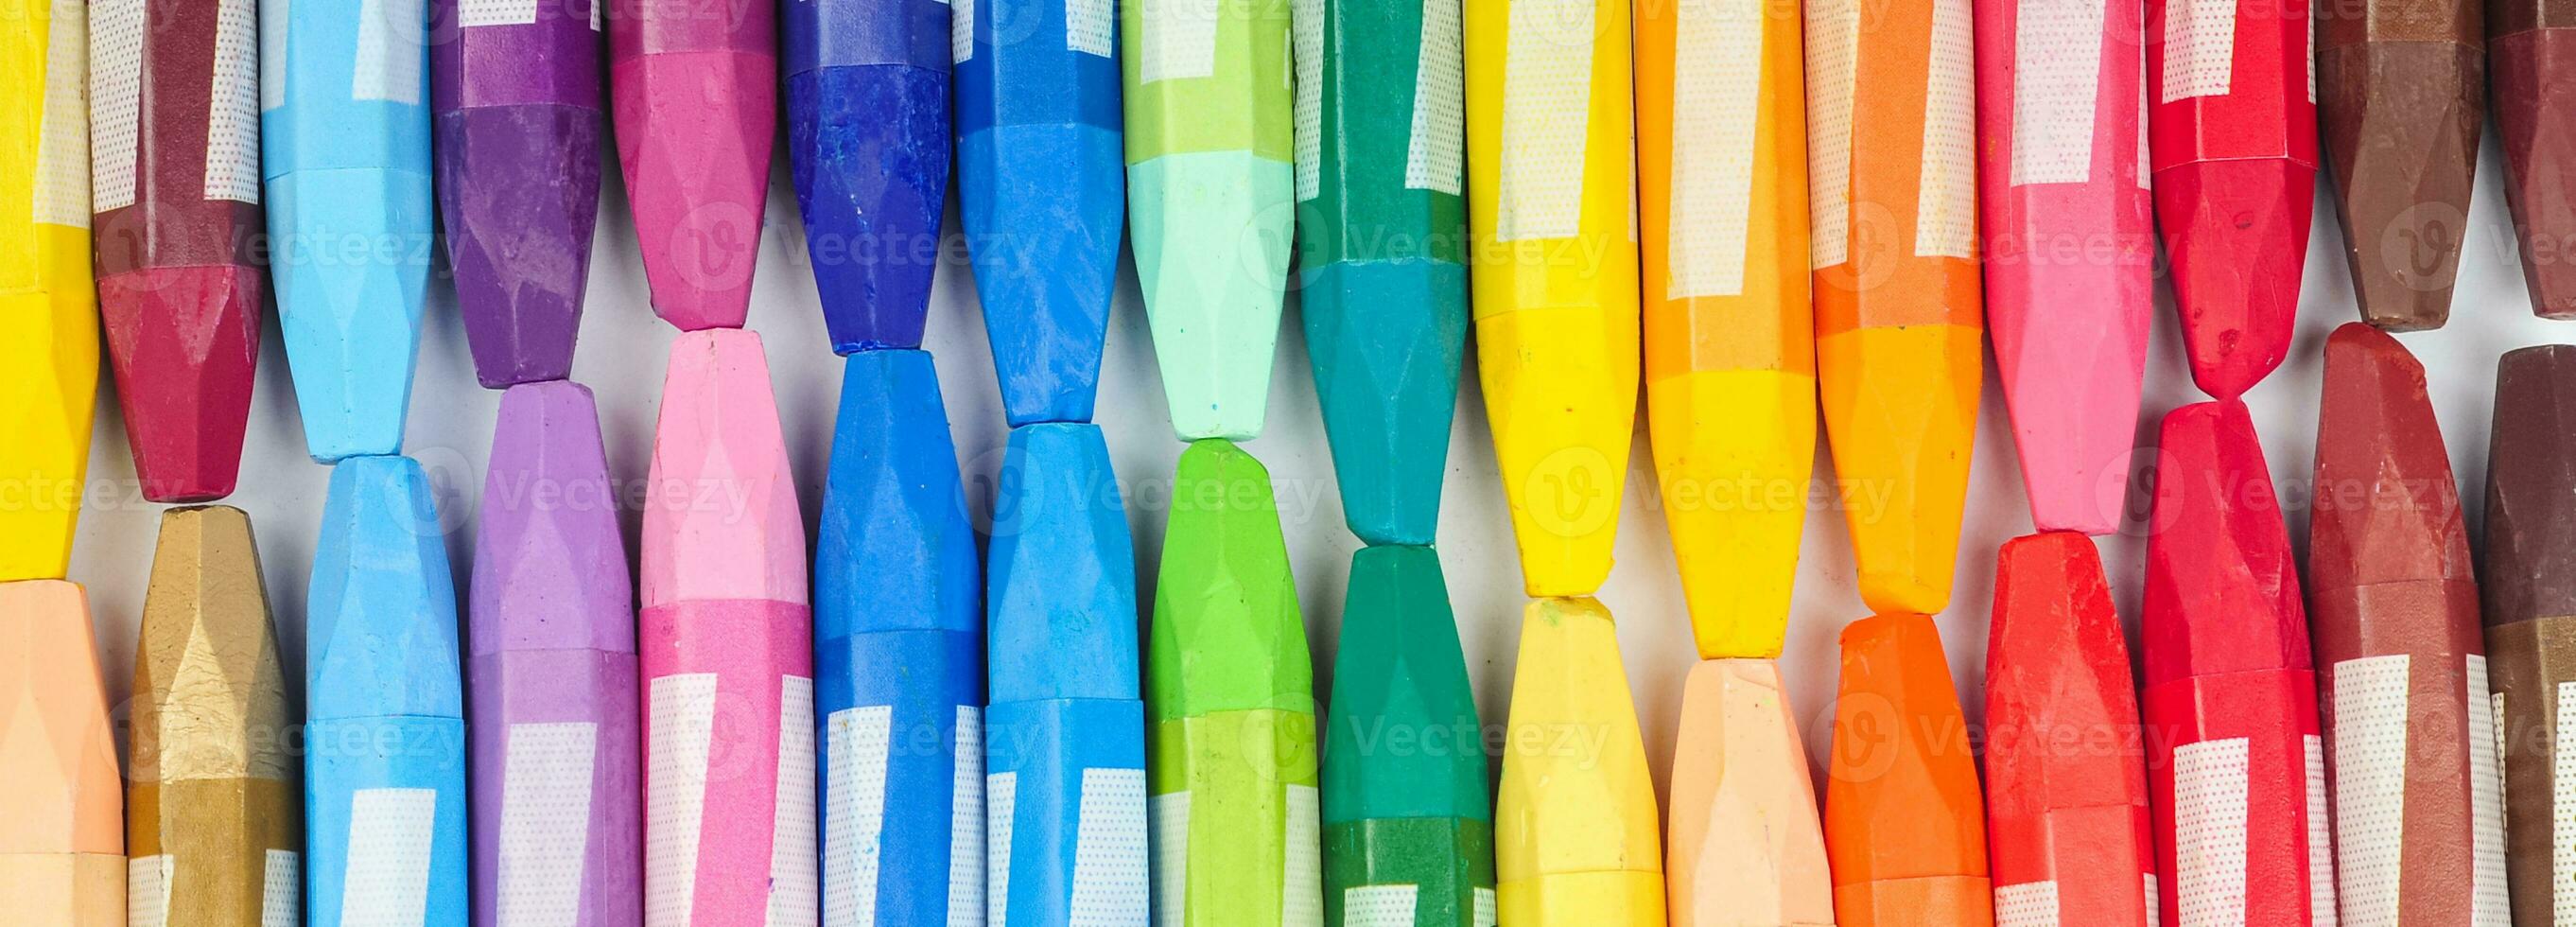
[1148,439,1319,926]
[0,0,97,582]
[1495,598,1662,926]
[2142,401,2334,926]
[2483,344,2576,927]
[2307,324,2507,923]
[2492,4,2576,318]
[1805,0,1982,616]
[1824,613,1991,927]
[1636,0,1813,655]
[786,0,949,353]
[985,423,1149,927]
[0,581,122,926]
[128,507,299,927]
[1664,659,1830,927]
[1985,532,2155,927]
[88,0,265,500]
[262,0,434,461]
[955,0,1124,426]
[1461,0,1639,596]
[640,329,816,927]
[814,349,985,925]
[470,382,640,927]
[2319,0,2482,331]
[1320,546,1494,927]
[432,0,604,387]
[305,457,467,927]
[1121,0,1293,441]
[1973,0,2151,534]
[2146,0,2315,395]
[1294,0,1467,547]
[607,0,775,330]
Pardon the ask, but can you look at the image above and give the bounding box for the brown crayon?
[2318,0,2483,330]
[2482,343,2576,926]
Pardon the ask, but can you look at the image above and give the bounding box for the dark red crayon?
[2490,2,2576,319]
[2482,343,2576,927]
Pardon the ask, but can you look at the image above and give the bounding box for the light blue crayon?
[305,455,467,927]
[816,349,986,925]
[262,0,434,461]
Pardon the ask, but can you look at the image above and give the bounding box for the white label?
[1150,794,1191,927]
[1343,885,1419,927]
[2307,734,2338,927]
[342,788,440,927]
[1292,0,1322,201]
[824,704,891,927]
[1492,0,1596,242]
[2333,655,2412,925]
[1139,0,1220,82]
[34,0,89,228]
[1067,0,1113,56]
[954,0,975,62]
[2555,682,2576,924]
[260,0,287,110]
[352,0,424,104]
[1405,0,1464,194]
[457,0,539,26]
[2146,874,2162,927]
[263,850,302,927]
[2159,0,2236,102]
[1474,888,1495,927]
[1664,0,1762,298]
[948,708,986,927]
[1802,0,1857,268]
[2469,656,2509,927]
[498,723,600,927]
[87,0,146,213]
[1283,785,1321,927]
[1070,768,1149,926]
[2010,0,2107,185]
[2173,737,2251,927]
[647,673,721,927]
[129,855,174,927]
[206,0,262,201]
[1914,0,1975,258]
[769,678,818,927]
[985,772,1016,926]
[1995,880,2059,926]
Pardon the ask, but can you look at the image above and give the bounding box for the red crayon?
[2146,0,2316,398]
[2141,400,2334,926]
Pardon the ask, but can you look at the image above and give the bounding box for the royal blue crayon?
[786,0,951,353]
[261,0,433,461]
[955,0,1123,425]
[816,348,986,924]
[305,455,467,927]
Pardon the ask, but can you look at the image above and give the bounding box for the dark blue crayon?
[786,0,952,353]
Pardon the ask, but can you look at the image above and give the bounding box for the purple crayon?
[469,381,641,927]
[433,0,605,386]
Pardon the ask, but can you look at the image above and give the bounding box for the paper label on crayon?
[35,0,90,228]
[1492,0,1596,242]
[2134,78,2149,189]
[1665,0,1761,298]
[1802,0,1857,268]
[2469,657,2509,927]
[1343,885,1419,926]
[2158,0,2235,102]
[2145,875,2161,927]
[1913,0,1974,258]
[1071,768,1150,924]
[1139,0,1221,82]
[499,722,600,926]
[825,704,893,927]
[949,708,986,927]
[344,787,441,926]
[2172,737,2250,926]
[1292,0,1321,201]
[1152,794,1190,926]
[647,673,721,927]
[1069,0,1114,55]
[2555,682,2576,924]
[129,855,174,927]
[265,850,302,927]
[986,772,1016,925]
[954,0,976,61]
[1284,785,1322,926]
[2332,655,2411,925]
[353,0,425,104]
[207,0,263,202]
[458,0,539,26]
[1406,0,1464,195]
[2306,735,2336,927]
[88,0,146,213]
[1473,888,1495,927]
[261,0,287,110]
[1995,880,2057,926]
[2009,0,2106,185]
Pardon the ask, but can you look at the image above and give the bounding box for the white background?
[62,131,2571,802]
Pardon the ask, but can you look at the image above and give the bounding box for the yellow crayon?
[1495,598,1663,926]
[1637,0,1815,657]
[0,0,96,581]
[1463,0,1640,597]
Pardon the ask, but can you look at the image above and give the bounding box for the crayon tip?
[2142,400,2311,687]
[986,423,1138,705]
[268,167,432,463]
[97,266,263,502]
[1149,439,1311,721]
[2484,344,2576,628]
[2309,323,2472,599]
[815,349,979,639]
[1303,263,1469,548]
[133,506,294,783]
[1495,597,1664,925]
[0,579,123,926]
[438,105,605,387]
[472,381,634,656]
[1321,546,1488,823]
[307,455,463,721]
[2491,29,2576,319]
[614,51,776,331]
[1824,613,1991,927]
[2156,157,2312,398]
[1665,658,1831,927]
[0,289,98,582]
[640,328,806,608]
[961,124,1124,427]
[2319,41,2482,332]
[788,65,950,353]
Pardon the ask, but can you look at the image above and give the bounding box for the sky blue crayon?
[955,0,1124,425]
[816,349,986,924]
[261,0,434,461]
[306,455,467,927]
[984,423,1149,926]
[786,0,951,353]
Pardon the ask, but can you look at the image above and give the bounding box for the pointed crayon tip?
[438,105,605,387]
[0,290,98,582]
[269,167,431,463]
[1990,296,2144,536]
[2310,323,2473,603]
[961,124,1123,426]
[473,381,634,656]
[641,328,805,608]
[1322,546,1488,823]
[788,66,950,353]
[133,506,294,784]
[0,580,123,853]
[2484,344,2576,628]
[2492,30,2576,319]
[1148,439,1311,721]
[97,266,262,502]
[1665,658,1831,927]
[308,456,463,721]
[2319,43,2481,332]
[2157,158,2311,398]
[1824,613,1991,926]
[816,349,978,639]
[2142,400,2311,686]
[615,51,776,331]
[987,423,1138,705]
[1495,597,1664,924]
[1303,265,1468,547]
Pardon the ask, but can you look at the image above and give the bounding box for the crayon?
[1461,0,1640,596]
[2482,344,2576,927]
[1148,439,1320,927]
[1294,0,1468,547]
[1806,0,1981,616]
[2146,0,2316,396]
[1824,613,1992,927]
[814,349,986,925]
[88,0,265,501]
[639,328,816,927]
[1636,0,1813,656]
[0,0,97,582]
[954,0,1124,426]
[1321,546,1494,927]
[984,423,1149,927]
[2318,0,2482,331]
[470,382,641,927]
[431,0,604,387]
[785,0,949,353]
[1973,0,2152,534]
[1664,659,1830,927]
[0,581,122,927]
[2491,4,2576,318]
[305,456,467,927]
[1121,0,1293,441]
[1494,597,1662,926]
[607,0,775,330]
[2141,400,2334,926]
[1985,532,2155,927]
[129,507,299,927]
[262,0,434,461]
[2307,324,2508,923]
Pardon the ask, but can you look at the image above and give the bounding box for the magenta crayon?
[608,0,775,330]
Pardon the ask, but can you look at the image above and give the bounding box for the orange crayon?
[1825,613,1993,927]
[0,581,123,926]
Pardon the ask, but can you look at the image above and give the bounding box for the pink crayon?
[639,328,816,927]
[608,0,776,330]
[1975,0,2152,535]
